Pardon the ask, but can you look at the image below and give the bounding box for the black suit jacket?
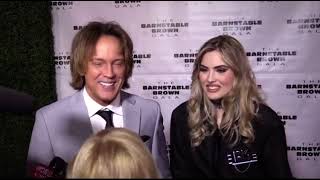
[170,101,293,178]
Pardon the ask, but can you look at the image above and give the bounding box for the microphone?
[31,163,53,178]
[30,157,67,178]
[0,85,35,113]
[49,156,67,178]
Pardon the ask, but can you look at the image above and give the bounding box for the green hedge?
[0,1,56,177]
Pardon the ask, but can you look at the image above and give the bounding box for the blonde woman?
[67,128,160,178]
[170,35,292,178]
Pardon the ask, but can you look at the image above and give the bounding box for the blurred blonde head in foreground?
[67,128,160,178]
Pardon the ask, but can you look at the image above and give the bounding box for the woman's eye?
[216,68,228,73]
[199,67,207,72]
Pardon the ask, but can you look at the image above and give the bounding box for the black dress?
[170,101,293,178]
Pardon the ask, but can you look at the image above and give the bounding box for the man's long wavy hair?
[70,21,133,90]
[188,35,264,148]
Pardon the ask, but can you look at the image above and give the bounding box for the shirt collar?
[83,87,123,117]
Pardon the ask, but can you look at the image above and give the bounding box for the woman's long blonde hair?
[188,35,264,148]
[67,128,160,178]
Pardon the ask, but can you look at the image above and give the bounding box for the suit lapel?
[121,91,141,134]
[69,91,93,140]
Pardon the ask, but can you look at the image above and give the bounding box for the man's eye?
[92,61,103,66]
[94,62,102,65]
[114,61,124,66]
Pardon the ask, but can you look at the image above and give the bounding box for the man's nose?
[102,64,114,78]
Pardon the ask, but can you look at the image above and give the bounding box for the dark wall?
[0,1,56,177]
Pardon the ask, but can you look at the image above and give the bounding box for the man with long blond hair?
[27,21,170,178]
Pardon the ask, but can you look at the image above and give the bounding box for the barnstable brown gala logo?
[54,52,70,70]
[247,49,297,68]
[213,19,263,36]
[114,1,141,8]
[286,80,320,99]
[50,1,73,10]
[142,83,190,100]
[287,14,320,34]
[288,142,320,161]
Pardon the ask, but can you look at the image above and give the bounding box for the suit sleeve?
[170,107,199,178]
[262,111,293,178]
[26,109,54,175]
[152,102,171,178]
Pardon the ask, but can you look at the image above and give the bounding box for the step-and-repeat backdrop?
[51,1,320,178]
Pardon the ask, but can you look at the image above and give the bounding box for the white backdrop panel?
[51,1,320,178]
